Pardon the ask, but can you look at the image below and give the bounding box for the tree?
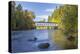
[48,5,78,34]
[11,1,16,30]
[11,2,36,30]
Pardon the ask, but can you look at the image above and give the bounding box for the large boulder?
[38,43,50,49]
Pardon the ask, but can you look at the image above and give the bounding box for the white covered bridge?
[35,22,58,29]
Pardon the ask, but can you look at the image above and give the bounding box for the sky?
[15,1,61,22]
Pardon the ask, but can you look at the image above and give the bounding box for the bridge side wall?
[35,23,58,29]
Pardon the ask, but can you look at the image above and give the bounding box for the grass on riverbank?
[51,30,78,49]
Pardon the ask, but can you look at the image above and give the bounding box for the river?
[11,29,62,53]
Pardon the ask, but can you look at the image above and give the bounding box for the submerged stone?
[38,43,50,49]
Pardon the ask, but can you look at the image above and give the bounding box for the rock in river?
[28,37,37,41]
[38,43,50,49]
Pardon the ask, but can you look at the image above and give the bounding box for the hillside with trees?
[11,1,36,30]
[48,5,78,49]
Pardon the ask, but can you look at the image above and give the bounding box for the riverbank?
[11,28,35,31]
[51,30,77,49]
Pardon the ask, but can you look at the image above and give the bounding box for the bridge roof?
[35,22,58,23]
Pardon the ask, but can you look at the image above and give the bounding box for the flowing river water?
[11,29,63,53]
